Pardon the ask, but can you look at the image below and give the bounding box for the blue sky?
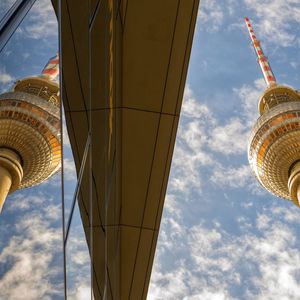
[1,0,300,299]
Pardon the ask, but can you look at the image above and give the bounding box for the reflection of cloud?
[66,223,91,299]
[1,186,91,299]
[24,0,57,39]
[73,284,91,300]
[0,68,14,85]
[64,158,77,181]
[63,123,71,148]
[0,210,62,299]
[0,0,15,13]
[0,0,57,40]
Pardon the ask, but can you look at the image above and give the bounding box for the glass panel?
[66,199,92,300]
[0,1,64,299]
[64,131,92,298]
[62,106,77,228]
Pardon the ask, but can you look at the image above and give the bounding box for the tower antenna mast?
[244,17,276,87]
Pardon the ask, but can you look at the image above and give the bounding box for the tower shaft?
[244,17,276,87]
[0,167,12,212]
[0,149,23,212]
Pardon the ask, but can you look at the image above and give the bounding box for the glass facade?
[0,1,65,299]
[0,1,99,298]
[62,130,92,299]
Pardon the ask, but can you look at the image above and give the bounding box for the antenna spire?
[41,53,59,81]
[244,17,276,87]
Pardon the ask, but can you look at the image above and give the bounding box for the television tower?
[245,17,300,206]
[0,54,61,211]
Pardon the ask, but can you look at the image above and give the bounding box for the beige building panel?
[90,0,100,19]
[142,115,179,229]
[121,109,160,226]
[90,226,106,297]
[66,111,89,160]
[64,1,89,103]
[123,1,179,112]
[120,225,140,298]
[120,0,128,26]
[142,227,160,298]
[90,2,112,110]
[60,0,200,298]
[162,0,198,115]
[129,228,156,299]
[61,1,89,112]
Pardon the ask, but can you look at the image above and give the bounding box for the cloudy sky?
[1,0,300,299]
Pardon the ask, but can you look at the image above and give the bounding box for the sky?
[1,0,300,299]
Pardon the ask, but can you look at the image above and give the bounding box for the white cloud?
[211,164,252,188]
[197,0,239,32]
[233,78,264,126]
[148,264,191,300]
[182,85,216,125]
[150,79,300,298]
[149,206,300,299]
[169,86,216,193]
[163,194,182,219]
[208,118,248,155]
[170,82,265,195]
[244,0,300,47]
[198,0,224,32]
[7,193,44,211]
[184,290,233,300]
[210,163,266,196]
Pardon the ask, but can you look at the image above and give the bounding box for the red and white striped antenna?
[244,17,276,87]
[41,53,59,81]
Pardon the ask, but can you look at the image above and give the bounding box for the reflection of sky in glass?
[1,0,300,299]
[0,1,88,299]
[66,201,91,299]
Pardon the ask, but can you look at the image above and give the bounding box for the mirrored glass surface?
[0,1,64,299]
[66,199,92,300]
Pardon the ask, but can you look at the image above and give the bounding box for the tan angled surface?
[60,0,199,299]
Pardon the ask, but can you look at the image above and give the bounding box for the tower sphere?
[244,17,300,206]
[0,74,61,210]
[248,84,300,205]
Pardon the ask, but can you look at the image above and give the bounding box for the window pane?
[66,199,92,299]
